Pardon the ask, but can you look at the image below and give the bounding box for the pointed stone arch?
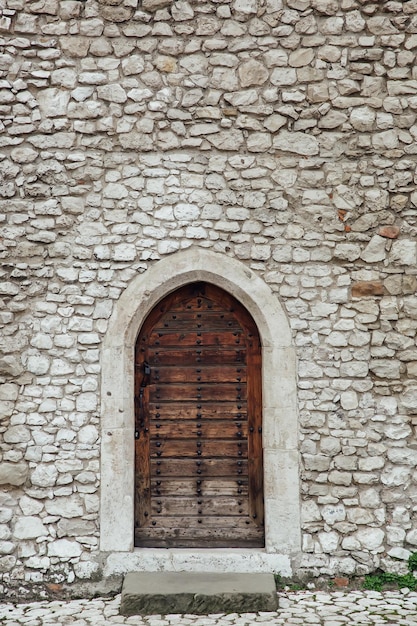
[100,248,300,574]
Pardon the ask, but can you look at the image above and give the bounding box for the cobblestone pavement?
[1,590,417,625]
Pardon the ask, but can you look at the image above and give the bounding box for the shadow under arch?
[100,248,301,570]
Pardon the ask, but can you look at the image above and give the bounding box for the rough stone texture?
[1,0,417,587]
[120,573,278,615]
[0,463,28,487]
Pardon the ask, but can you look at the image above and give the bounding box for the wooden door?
[134,282,264,548]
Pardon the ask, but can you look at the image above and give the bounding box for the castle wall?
[1,0,417,584]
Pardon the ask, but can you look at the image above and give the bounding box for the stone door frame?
[100,248,301,570]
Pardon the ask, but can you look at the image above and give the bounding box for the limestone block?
[389,240,417,266]
[270,68,297,86]
[0,525,11,541]
[50,358,74,375]
[303,454,330,471]
[68,318,93,332]
[60,36,91,58]
[388,547,412,560]
[56,428,76,442]
[13,516,47,540]
[318,111,348,129]
[25,556,50,569]
[358,457,385,471]
[289,49,314,67]
[350,106,376,131]
[326,332,347,347]
[78,425,99,445]
[223,90,258,107]
[320,437,341,456]
[238,60,269,87]
[345,10,366,32]
[211,67,239,91]
[340,391,358,410]
[384,422,412,440]
[142,0,171,10]
[328,471,352,486]
[0,541,15,555]
[0,282,19,296]
[381,466,412,487]
[387,525,406,545]
[19,496,43,515]
[122,55,145,76]
[301,500,321,524]
[76,392,98,412]
[318,531,339,553]
[88,38,113,57]
[0,556,16,573]
[359,489,380,509]
[340,361,368,377]
[264,50,288,69]
[299,361,323,378]
[0,400,14,420]
[207,130,244,150]
[372,129,399,150]
[370,359,401,379]
[97,84,127,104]
[4,425,30,444]
[80,18,104,37]
[368,16,397,35]
[355,528,385,551]
[273,130,319,155]
[47,539,82,558]
[30,464,58,487]
[322,505,345,525]
[28,132,76,150]
[10,146,38,163]
[74,560,101,579]
[406,530,417,547]
[247,132,272,152]
[388,448,417,466]
[0,462,28,486]
[45,496,84,518]
[119,132,153,150]
[180,54,208,75]
[68,101,105,119]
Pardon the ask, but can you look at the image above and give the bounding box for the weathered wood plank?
[148,331,245,348]
[135,528,264,549]
[140,515,257,529]
[134,437,151,528]
[149,421,248,439]
[148,403,247,420]
[146,348,247,366]
[153,311,242,329]
[150,439,248,458]
[150,458,248,477]
[151,366,247,384]
[149,383,247,402]
[151,496,249,516]
[247,336,264,527]
[151,479,248,496]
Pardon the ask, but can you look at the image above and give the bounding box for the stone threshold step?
[120,572,278,616]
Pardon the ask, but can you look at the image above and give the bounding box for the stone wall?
[1,0,417,584]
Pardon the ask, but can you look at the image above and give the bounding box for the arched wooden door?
[134,282,264,548]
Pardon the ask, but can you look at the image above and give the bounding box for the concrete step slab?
[120,572,278,615]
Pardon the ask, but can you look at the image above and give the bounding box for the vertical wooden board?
[135,437,151,527]
[246,338,264,528]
